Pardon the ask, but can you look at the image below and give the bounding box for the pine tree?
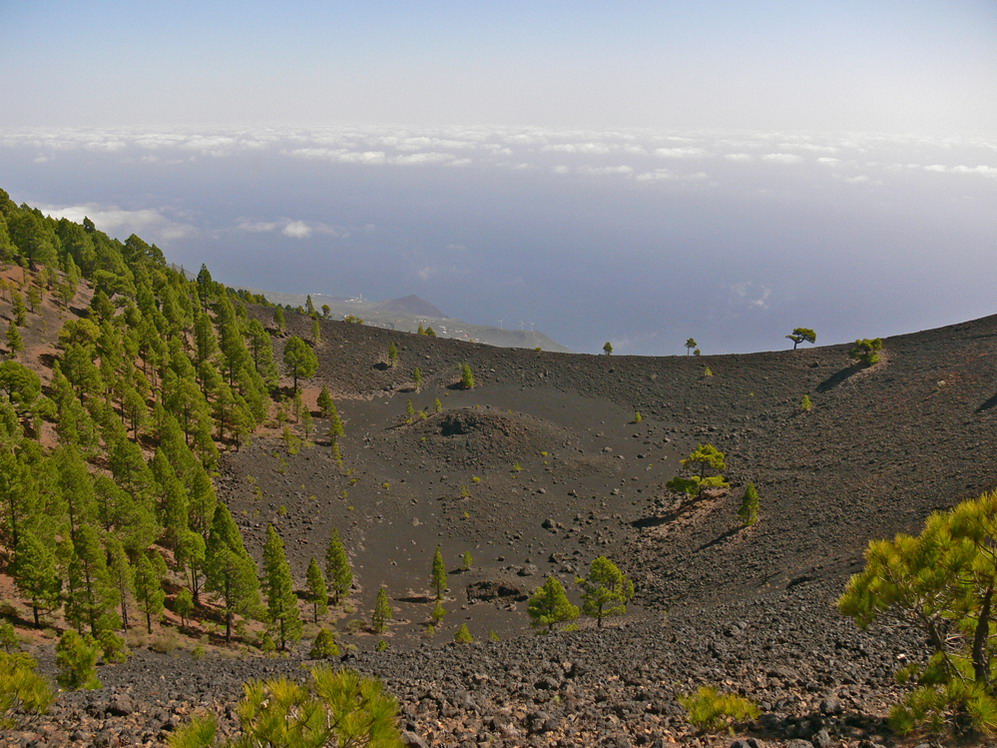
[64,525,121,637]
[273,306,285,331]
[301,408,314,442]
[838,489,997,735]
[603,341,613,355]
[460,363,475,390]
[454,623,473,643]
[205,503,260,642]
[372,587,392,633]
[306,557,329,624]
[413,367,423,393]
[850,337,884,366]
[738,482,760,527]
[106,536,135,631]
[310,628,339,659]
[431,545,448,600]
[0,450,30,552]
[327,401,344,444]
[387,342,399,368]
[325,529,353,605]
[174,587,194,630]
[786,327,817,350]
[246,319,279,387]
[151,448,189,548]
[5,321,23,357]
[576,556,634,627]
[55,630,101,690]
[317,386,333,419]
[0,648,53,728]
[527,576,579,633]
[431,600,446,626]
[194,314,218,368]
[283,336,318,393]
[11,292,26,326]
[176,528,207,605]
[263,524,302,650]
[13,530,61,627]
[685,338,697,355]
[26,286,41,313]
[133,551,166,634]
[667,443,729,499]
[173,666,401,746]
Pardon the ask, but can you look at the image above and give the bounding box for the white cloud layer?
[35,202,195,242]
[236,217,344,240]
[4,126,995,199]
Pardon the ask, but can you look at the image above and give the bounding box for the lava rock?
[400,730,429,748]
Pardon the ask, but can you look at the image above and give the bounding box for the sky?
[1,2,995,354]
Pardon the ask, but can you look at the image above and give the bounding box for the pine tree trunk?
[973,582,993,684]
[32,603,39,628]
[7,495,18,549]
[84,565,97,636]
[146,609,152,635]
[224,578,232,642]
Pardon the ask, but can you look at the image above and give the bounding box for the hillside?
[244,287,573,353]
[1,189,996,746]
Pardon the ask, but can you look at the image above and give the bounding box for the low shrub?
[679,685,760,733]
[56,630,102,690]
[149,629,180,654]
[99,631,129,663]
[889,680,997,737]
[0,651,54,728]
[309,628,340,659]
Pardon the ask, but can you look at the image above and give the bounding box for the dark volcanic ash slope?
[219,312,997,736]
[21,311,997,747]
[255,308,997,614]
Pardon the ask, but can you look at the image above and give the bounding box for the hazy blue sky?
[5,2,995,134]
[2,2,995,354]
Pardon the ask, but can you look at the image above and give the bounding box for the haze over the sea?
[2,2,994,355]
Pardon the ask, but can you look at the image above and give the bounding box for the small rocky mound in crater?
[437,410,514,438]
[402,406,576,467]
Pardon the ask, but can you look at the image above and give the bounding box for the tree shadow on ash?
[816,364,862,393]
[631,494,711,529]
[396,594,434,604]
[696,526,741,552]
[976,393,997,413]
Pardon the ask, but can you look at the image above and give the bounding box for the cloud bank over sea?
[2,125,994,354]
